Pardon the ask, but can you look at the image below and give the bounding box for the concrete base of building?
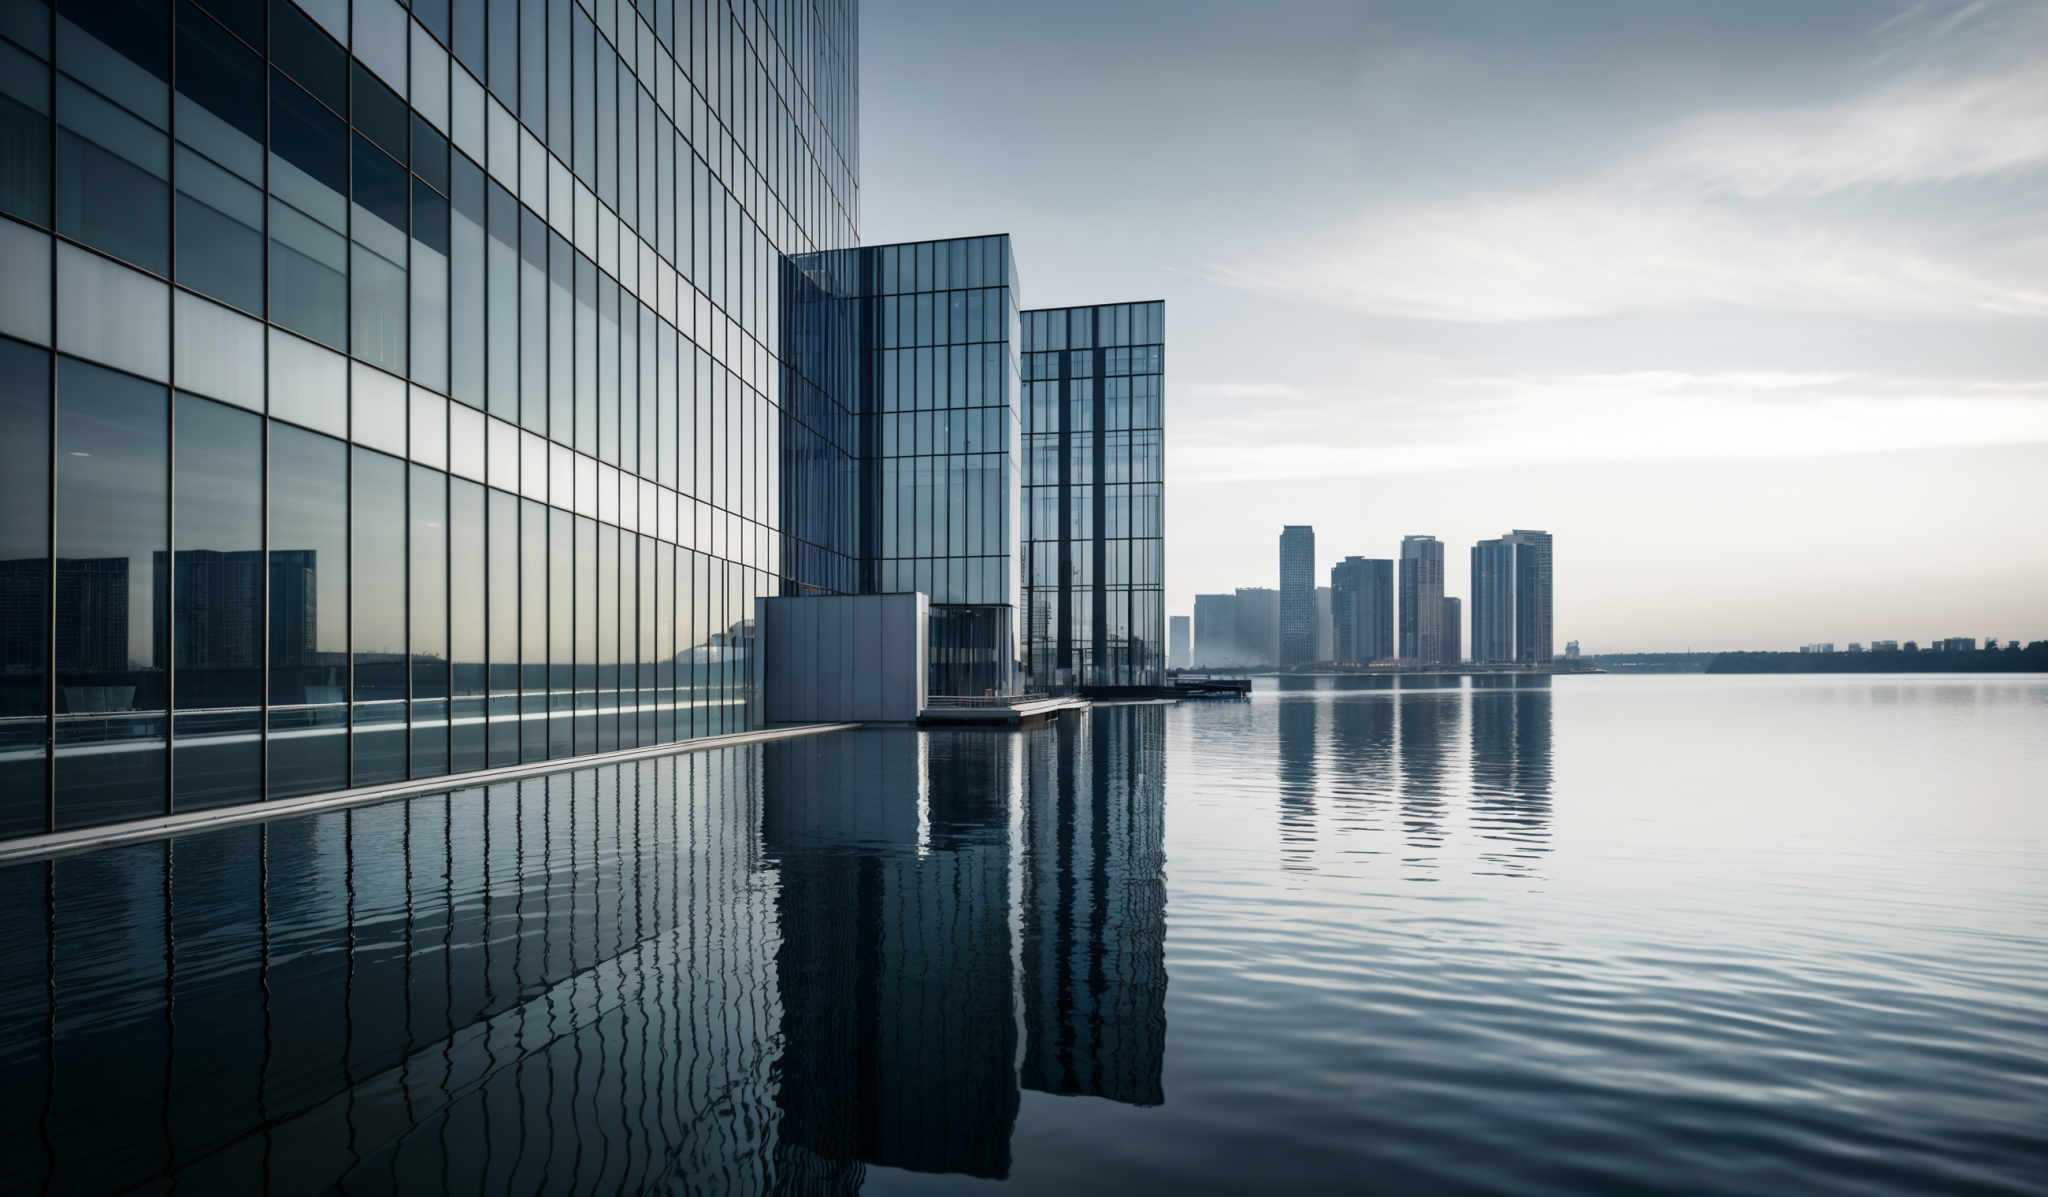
[0,722,861,867]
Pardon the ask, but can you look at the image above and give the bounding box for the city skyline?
[861,0,2048,650]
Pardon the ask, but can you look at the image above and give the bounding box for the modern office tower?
[1019,302,1167,690]
[1168,615,1190,671]
[1471,537,1516,664]
[1278,525,1316,667]
[1442,596,1462,664]
[0,0,867,838]
[1506,529,1555,665]
[1193,593,1236,668]
[1399,536,1445,663]
[1234,587,1279,668]
[1329,556,1394,664]
[1872,640,1899,652]
[786,236,1027,696]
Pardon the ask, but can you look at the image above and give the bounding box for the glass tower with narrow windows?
[1019,301,1165,691]
[783,234,1024,696]
[1471,537,1514,663]
[1399,534,1444,664]
[1277,524,1314,667]
[0,0,861,839]
[1330,555,1392,665]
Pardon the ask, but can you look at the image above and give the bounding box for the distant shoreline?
[1594,647,2048,675]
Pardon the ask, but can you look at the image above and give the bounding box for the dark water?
[2,674,2045,1194]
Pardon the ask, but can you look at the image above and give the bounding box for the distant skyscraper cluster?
[1181,526,1554,669]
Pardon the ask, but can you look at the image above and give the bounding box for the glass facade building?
[783,234,1023,696]
[1399,534,1444,664]
[1019,301,1165,690]
[1471,536,1516,664]
[1470,530,1553,665]
[1330,555,1392,665]
[1277,524,1314,667]
[0,0,861,838]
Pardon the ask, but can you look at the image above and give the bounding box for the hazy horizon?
[859,0,2048,653]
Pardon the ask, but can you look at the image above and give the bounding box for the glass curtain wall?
[0,0,861,839]
[1020,301,1165,690]
[780,234,1022,697]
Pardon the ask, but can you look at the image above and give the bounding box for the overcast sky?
[859,0,2048,652]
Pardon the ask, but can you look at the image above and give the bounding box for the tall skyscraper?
[1442,596,1462,664]
[1330,556,1394,664]
[1168,615,1190,671]
[1471,530,1555,666]
[1020,302,1167,690]
[1507,530,1555,665]
[1193,594,1236,668]
[1471,538,1516,664]
[1399,536,1445,664]
[1278,526,1316,667]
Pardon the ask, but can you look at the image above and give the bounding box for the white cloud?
[1171,370,2048,483]
[1646,66,2048,197]
[1212,192,2048,323]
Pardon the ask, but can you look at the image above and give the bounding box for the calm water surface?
[2,674,2044,1193]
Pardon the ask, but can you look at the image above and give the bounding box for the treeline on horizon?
[1589,645,2048,673]
[1700,644,2048,673]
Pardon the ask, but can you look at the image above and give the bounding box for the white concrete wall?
[757,593,929,723]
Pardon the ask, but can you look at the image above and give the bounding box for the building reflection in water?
[1468,676,1555,875]
[1323,676,1398,843]
[1277,676,1551,877]
[1398,677,1459,867]
[0,710,1169,1193]
[1019,710,1168,1107]
[763,728,1022,1182]
[1275,676,1321,870]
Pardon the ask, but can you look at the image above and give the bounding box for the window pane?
[175,146,263,312]
[351,446,406,784]
[0,40,52,226]
[170,393,262,810]
[449,154,485,407]
[547,506,570,757]
[175,1,264,178]
[350,135,408,373]
[409,464,448,778]
[53,356,167,828]
[55,77,170,274]
[519,496,545,761]
[267,422,346,796]
[449,477,484,771]
[486,486,517,764]
[0,340,50,835]
[268,74,347,346]
[410,180,449,391]
[485,179,517,419]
